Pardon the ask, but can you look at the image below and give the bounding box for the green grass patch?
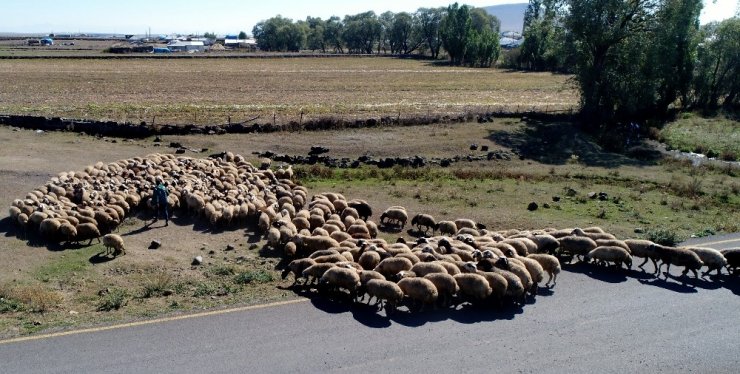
[233,270,274,285]
[34,245,100,283]
[97,288,128,311]
[661,114,740,161]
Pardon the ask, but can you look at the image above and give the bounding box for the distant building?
[167,40,205,52]
[223,38,257,50]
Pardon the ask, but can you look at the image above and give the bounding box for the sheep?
[397,277,438,311]
[526,253,561,287]
[476,271,508,303]
[301,263,336,285]
[558,235,598,260]
[358,250,382,270]
[595,239,630,252]
[410,262,448,277]
[266,227,282,249]
[625,239,660,270]
[653,244,704,278]
[282,258,317,286]
[721,249,739,275]
[102,233,126,256]
[292,234,340,256]
[411,213,437,235]
[436,221,457,236]
[373,257,413,278]
[380,207,408,228]
[422,273,459,307]
[585,246,632,269]
[530,234,560,254]
[74,223,101,245]
[504,249,545,292]
[319,267,361,299]
[365,279,404,312]
[502,238,530,256]
[454,218,477,230]
[347,200,372,220]
[453,273,493,303]
[39,218,62,241]
[683,246,727,276]
[58,222,77,244]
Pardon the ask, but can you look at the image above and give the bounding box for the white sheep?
[585,246,632,269]
[102,233,125,256]
[526,253,561,287]
[365,279,404,312]
[397,277,438,311]
[683,246,726,276]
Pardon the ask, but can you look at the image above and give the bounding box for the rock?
[208,250,215,255]
[470,144,478,151]
[192,256,203,266]
[543,203,551,209]
[481,145,489,152]
[149,240,161,249]
[154,136,162,142]
[552,196,561,202]
[527,202,539,211]
[588,192,598,199]
[69,310,79,315]
[634,228,645,234]
[169,142,183,148]
[175,148,186,154]
[249,244,259,250]
[598,192,608,201]
[565,188,578,197]
[162,289,174,296]
[225,244,235,251]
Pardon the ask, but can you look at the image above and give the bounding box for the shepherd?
[152,178,169,226]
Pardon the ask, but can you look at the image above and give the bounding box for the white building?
[167,40,205,52]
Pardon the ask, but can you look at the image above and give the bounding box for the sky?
[0,0,736,35]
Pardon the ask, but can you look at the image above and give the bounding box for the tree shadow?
[487,119,663,167]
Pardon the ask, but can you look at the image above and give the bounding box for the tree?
[203,32,217,40]
[238,31,248,40]
[566,0,658,130]
[252,16,306,52]
[342,11,382,54]
[440,3,472,65]
[467,8,501,67]
[324,16,344,53]
[416,7,445,59]
[693,17,740,111]
[519,0,564,71]
[378,11,395,54]
[305,17,327,52]
[389,12,422,55]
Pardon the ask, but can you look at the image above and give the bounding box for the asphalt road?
[1,237,738,374]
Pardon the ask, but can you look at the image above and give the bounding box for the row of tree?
[251,3,501,67]
[517,0,738,123]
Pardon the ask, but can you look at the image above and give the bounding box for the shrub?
[140,272,174,298]
[645,228,683,247]
[97,288,128,311]
[234,270,274,285]
[8,284,62,313]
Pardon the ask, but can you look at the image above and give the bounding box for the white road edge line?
[0,298,307,346]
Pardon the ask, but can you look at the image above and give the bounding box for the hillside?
[483,3,527,33]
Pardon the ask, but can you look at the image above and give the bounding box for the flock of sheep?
[7,152,740,314]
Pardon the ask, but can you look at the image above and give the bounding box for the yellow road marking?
[0,298,307,346]
[687,238,740,248]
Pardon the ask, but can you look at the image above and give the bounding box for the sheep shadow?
[637,275,698,294]
[448,302,523,324]
[0,216,18,238]
[487,120,661,168]
[562,262,629,284]
[89,251,117,264]
[379,224,405,234]
[720,275,740,296]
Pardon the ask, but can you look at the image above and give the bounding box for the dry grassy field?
[0,57,576,125]
[0,56,736,338]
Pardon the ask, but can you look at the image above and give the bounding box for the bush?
[645,228,683,247]
[140,272,174,298]
[97,288,128,311]
[234,270,274,285]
